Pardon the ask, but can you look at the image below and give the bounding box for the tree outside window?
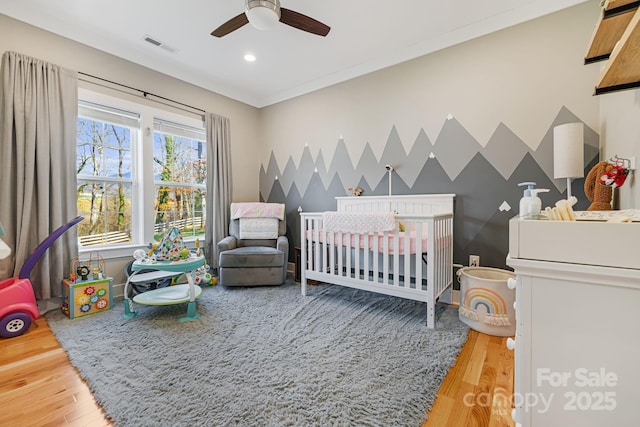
[76,99,206,249]
[76,115,134,246]
[153,120,206,239]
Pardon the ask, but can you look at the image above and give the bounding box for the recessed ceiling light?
[244,53,256,62]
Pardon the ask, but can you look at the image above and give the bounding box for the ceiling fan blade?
[211,12,249,37]
[279,8,330,37]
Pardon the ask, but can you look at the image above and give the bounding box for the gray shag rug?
[46,278,469,427]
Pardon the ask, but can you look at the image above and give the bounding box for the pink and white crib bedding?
[305,228,428,256]
[299,194,455,329]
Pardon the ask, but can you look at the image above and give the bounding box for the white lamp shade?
[245,0,280,31]
[553,122,584,179]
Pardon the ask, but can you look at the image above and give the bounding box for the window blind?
[153,118,205,141]
[78,100,140,128]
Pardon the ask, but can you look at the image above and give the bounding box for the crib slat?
[343,233,348,277]
[415,221,423,290]
[373,230,379,283]
[443,217,449,290]
[446,216,453,291]
[337,232,343,277]
[321,225,327,276]
[403,221,410,288]
[383,231,389,285]
[301,217,308,296]
[313,219,321,274]
[352,232,357,278]
[329,228,335,275]
[426,217,435,327]
[364,231,370,282]
[305,218,316,270]
[393,227,400,287]
[435,217,442,292]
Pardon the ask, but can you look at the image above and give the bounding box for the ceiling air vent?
[143,35,178,53]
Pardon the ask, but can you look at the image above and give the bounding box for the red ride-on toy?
[0,217,83,338]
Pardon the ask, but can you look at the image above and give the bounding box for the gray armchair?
[217,216,288,286]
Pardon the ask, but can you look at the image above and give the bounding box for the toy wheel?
[0,312,32,338]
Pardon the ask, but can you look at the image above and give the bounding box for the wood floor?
[1,317,513,427]
[424,330,515,427]
[0,317,111,426]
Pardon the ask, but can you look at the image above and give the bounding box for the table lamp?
[553,123,584,199]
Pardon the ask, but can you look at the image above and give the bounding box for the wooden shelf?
[584,0,640,95]
[585,0,639,63]
[596,7,640,93]
[606,0,639,10]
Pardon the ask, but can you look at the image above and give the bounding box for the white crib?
[299,194,455,328]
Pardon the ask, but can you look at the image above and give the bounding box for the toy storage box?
[62,277,113,319]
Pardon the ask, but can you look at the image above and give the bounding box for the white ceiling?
[1,0,589,108]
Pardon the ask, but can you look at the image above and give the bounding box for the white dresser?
[507,216,640,427]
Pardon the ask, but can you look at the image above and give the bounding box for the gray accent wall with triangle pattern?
[260,106,599,271]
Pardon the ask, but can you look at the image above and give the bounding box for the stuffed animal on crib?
[584,161,613,211]
[348,187,363,196]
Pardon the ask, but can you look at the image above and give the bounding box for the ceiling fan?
[211,0,330,38]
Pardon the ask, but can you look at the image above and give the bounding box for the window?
[153,119,207,238]
[76,101,138,246]
[76,92,206,252]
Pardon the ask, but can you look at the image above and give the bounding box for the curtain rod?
[78,72,206,117]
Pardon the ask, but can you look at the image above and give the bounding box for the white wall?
[599,90,640,209]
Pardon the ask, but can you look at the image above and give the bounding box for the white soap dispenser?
[518,182,549,220]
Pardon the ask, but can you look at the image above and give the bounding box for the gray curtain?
[204,113,232,270]
[0,51,78,301]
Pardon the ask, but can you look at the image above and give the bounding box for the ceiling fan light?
[245,0,281,31]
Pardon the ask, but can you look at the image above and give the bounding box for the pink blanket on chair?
[231,203,285,220]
